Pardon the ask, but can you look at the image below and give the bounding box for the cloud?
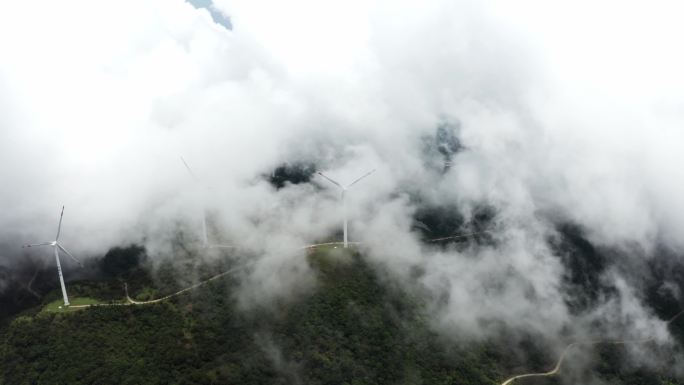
[1,0,683,374]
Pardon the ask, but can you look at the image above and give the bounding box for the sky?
[1,0,684,372]
[186,0,232,29]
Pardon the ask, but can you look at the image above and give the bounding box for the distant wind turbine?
[22,206,82,307]
[317,169,376,248]
[180,157,234,249]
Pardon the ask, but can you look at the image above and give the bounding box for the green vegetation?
[308,243,356,257]
[42,297,102,313]
[0,246,682,385]
[101,245,146,278]
[0,248,505,385]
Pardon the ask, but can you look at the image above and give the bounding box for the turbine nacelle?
[317,168,376,248]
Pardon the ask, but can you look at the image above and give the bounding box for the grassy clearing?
[306,244,358,273]
[43,297,101,313]
[308,243,358,256]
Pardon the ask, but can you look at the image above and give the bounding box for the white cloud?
[0,0,683,363]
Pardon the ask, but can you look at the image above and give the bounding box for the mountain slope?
[0,247,682,385]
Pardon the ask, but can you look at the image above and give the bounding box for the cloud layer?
[1,0,684,373]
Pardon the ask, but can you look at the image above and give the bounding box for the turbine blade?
[317,172,343,189]
[57,244,83,267]
[203,211,209,244]
[22,242,52,248]
[347,169,376,188]
[55,206,65,241]
[180,156,200,182]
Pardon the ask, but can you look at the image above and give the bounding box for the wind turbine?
[317,169,376,248]
[180,157,234,249]
[22,206,82,307]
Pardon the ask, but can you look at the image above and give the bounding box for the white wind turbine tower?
[317,169,376,248]
[22,206,82,307]
[181,157,234,249]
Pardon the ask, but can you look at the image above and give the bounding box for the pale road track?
[301,241,361,250]
[498,310,684,385]
[426,230,492,242]
[68,265,249,308]
[124,265,246,305]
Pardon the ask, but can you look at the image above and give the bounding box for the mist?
[1,0,684,377]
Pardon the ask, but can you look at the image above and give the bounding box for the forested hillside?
[0,247,682,385]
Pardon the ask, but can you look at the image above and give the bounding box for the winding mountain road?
[499,310,684,385]
[124,265,246,305]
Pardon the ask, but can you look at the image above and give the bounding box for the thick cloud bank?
[1,0,684,370]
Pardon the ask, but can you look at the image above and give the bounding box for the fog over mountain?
[1,0,684,375]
